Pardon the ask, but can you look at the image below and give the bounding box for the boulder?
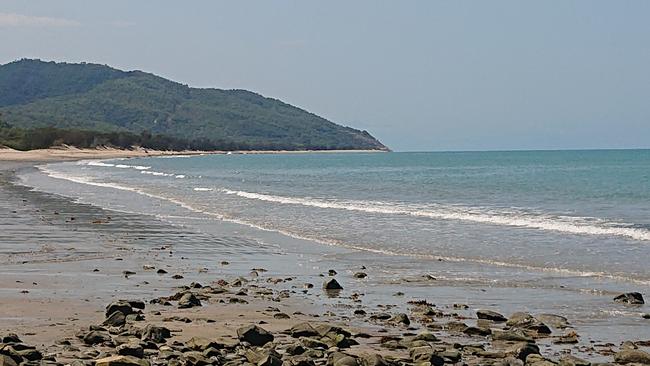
[83,330,112,345]
[391,313,410,326]
[323,279,343,290]
[117,343,144,358]
[186,337,222,351]
[95,355,150,366]
[141,324,171,343]
[289,322,320,338]
[237,324,274,346]
[614,349,650,364]
[106,301,134,317]
[178,293,202,309]
[477,309,507,322]
[614,292,645,305]
[104,311,127,327]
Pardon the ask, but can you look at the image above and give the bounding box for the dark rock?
[492,330,534,342]
[353,272,367,279]
[289,322,320,338]
[1,334,21,344]
[536,313,569,329]
[0,355,18,366]
[273,313,290,319]
[391,313,410,326]
[285,343,306,356]
[506,342,539,361]
[156,269,167,274]
[178,293,202,309]
[237,324,274,346]
[477,309,507,322]
[614,349,650,364]
[171,274,184,279]
[614,292,645,305]
[117,343,144,358]
[141,324,171,343]
[323,279,343,290]
[104,311,127,327]
[186,337,222,351]
[360,354,394,366]
[95,355,150,366]
[106,300,134,317]
[83,330,111,345]
[558,355,590,366]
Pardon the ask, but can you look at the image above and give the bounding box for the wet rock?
[178,293,202,309]
[613,292,644,305]
[506,342,539,361]
[186,337,223,351]
[156,269,168,274]
[299,337,328,349]
[237,324,274,346]
[360,354,394,366]
[328,270,338,276]
[95,355,150,366]
[141,324,171,343]
[83,330,111,345]
[525,354,556,366]
[182,351,212,366]
[536,314,569,329]
[104,311,127,327]
[409,345,444,366]
[273,313,290,319]
[1,334,21,344]
[369,313,392,321]
[0,354,18,366]
[477,309,507,322]
[15,348,42,361]
[492,330,534,342]
[285,343,306,356]
[557,355,590,366]
[328,352,360,366]
[323,279,343,290]
[172,274,184,279]
[391,313,410,326]
[464,326,492,336]
[117,343,144,358]
[284,355,316,366]
[106,300,134,317]
[353,272,367,279]
[614,349,650,364]
[290,323,320,338]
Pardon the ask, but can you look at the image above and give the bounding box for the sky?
[1,1,649,152]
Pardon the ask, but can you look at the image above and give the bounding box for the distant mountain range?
[0,59,387,151]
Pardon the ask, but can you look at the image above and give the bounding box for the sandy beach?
[1,157,649,366]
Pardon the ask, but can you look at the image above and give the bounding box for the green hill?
[0,59,387,151]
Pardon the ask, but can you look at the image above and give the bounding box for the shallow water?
[15,150,650,347]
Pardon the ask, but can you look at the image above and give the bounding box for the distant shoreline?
[0,146,388,162]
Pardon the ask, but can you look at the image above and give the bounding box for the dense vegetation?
[0,59,387,151]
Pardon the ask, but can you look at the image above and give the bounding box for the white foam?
[221,189,650,242]
[86,161,115,167]
[193,188,213,191]
[33,165,650,286]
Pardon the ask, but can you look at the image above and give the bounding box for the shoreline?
[0,146,388,162]
[1,162,649,366]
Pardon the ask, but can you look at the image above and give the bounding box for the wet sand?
[1,161,649,365]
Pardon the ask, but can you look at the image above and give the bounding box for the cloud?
[0,12,80,27]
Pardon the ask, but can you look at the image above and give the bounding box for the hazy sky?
[1,1,649,151]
